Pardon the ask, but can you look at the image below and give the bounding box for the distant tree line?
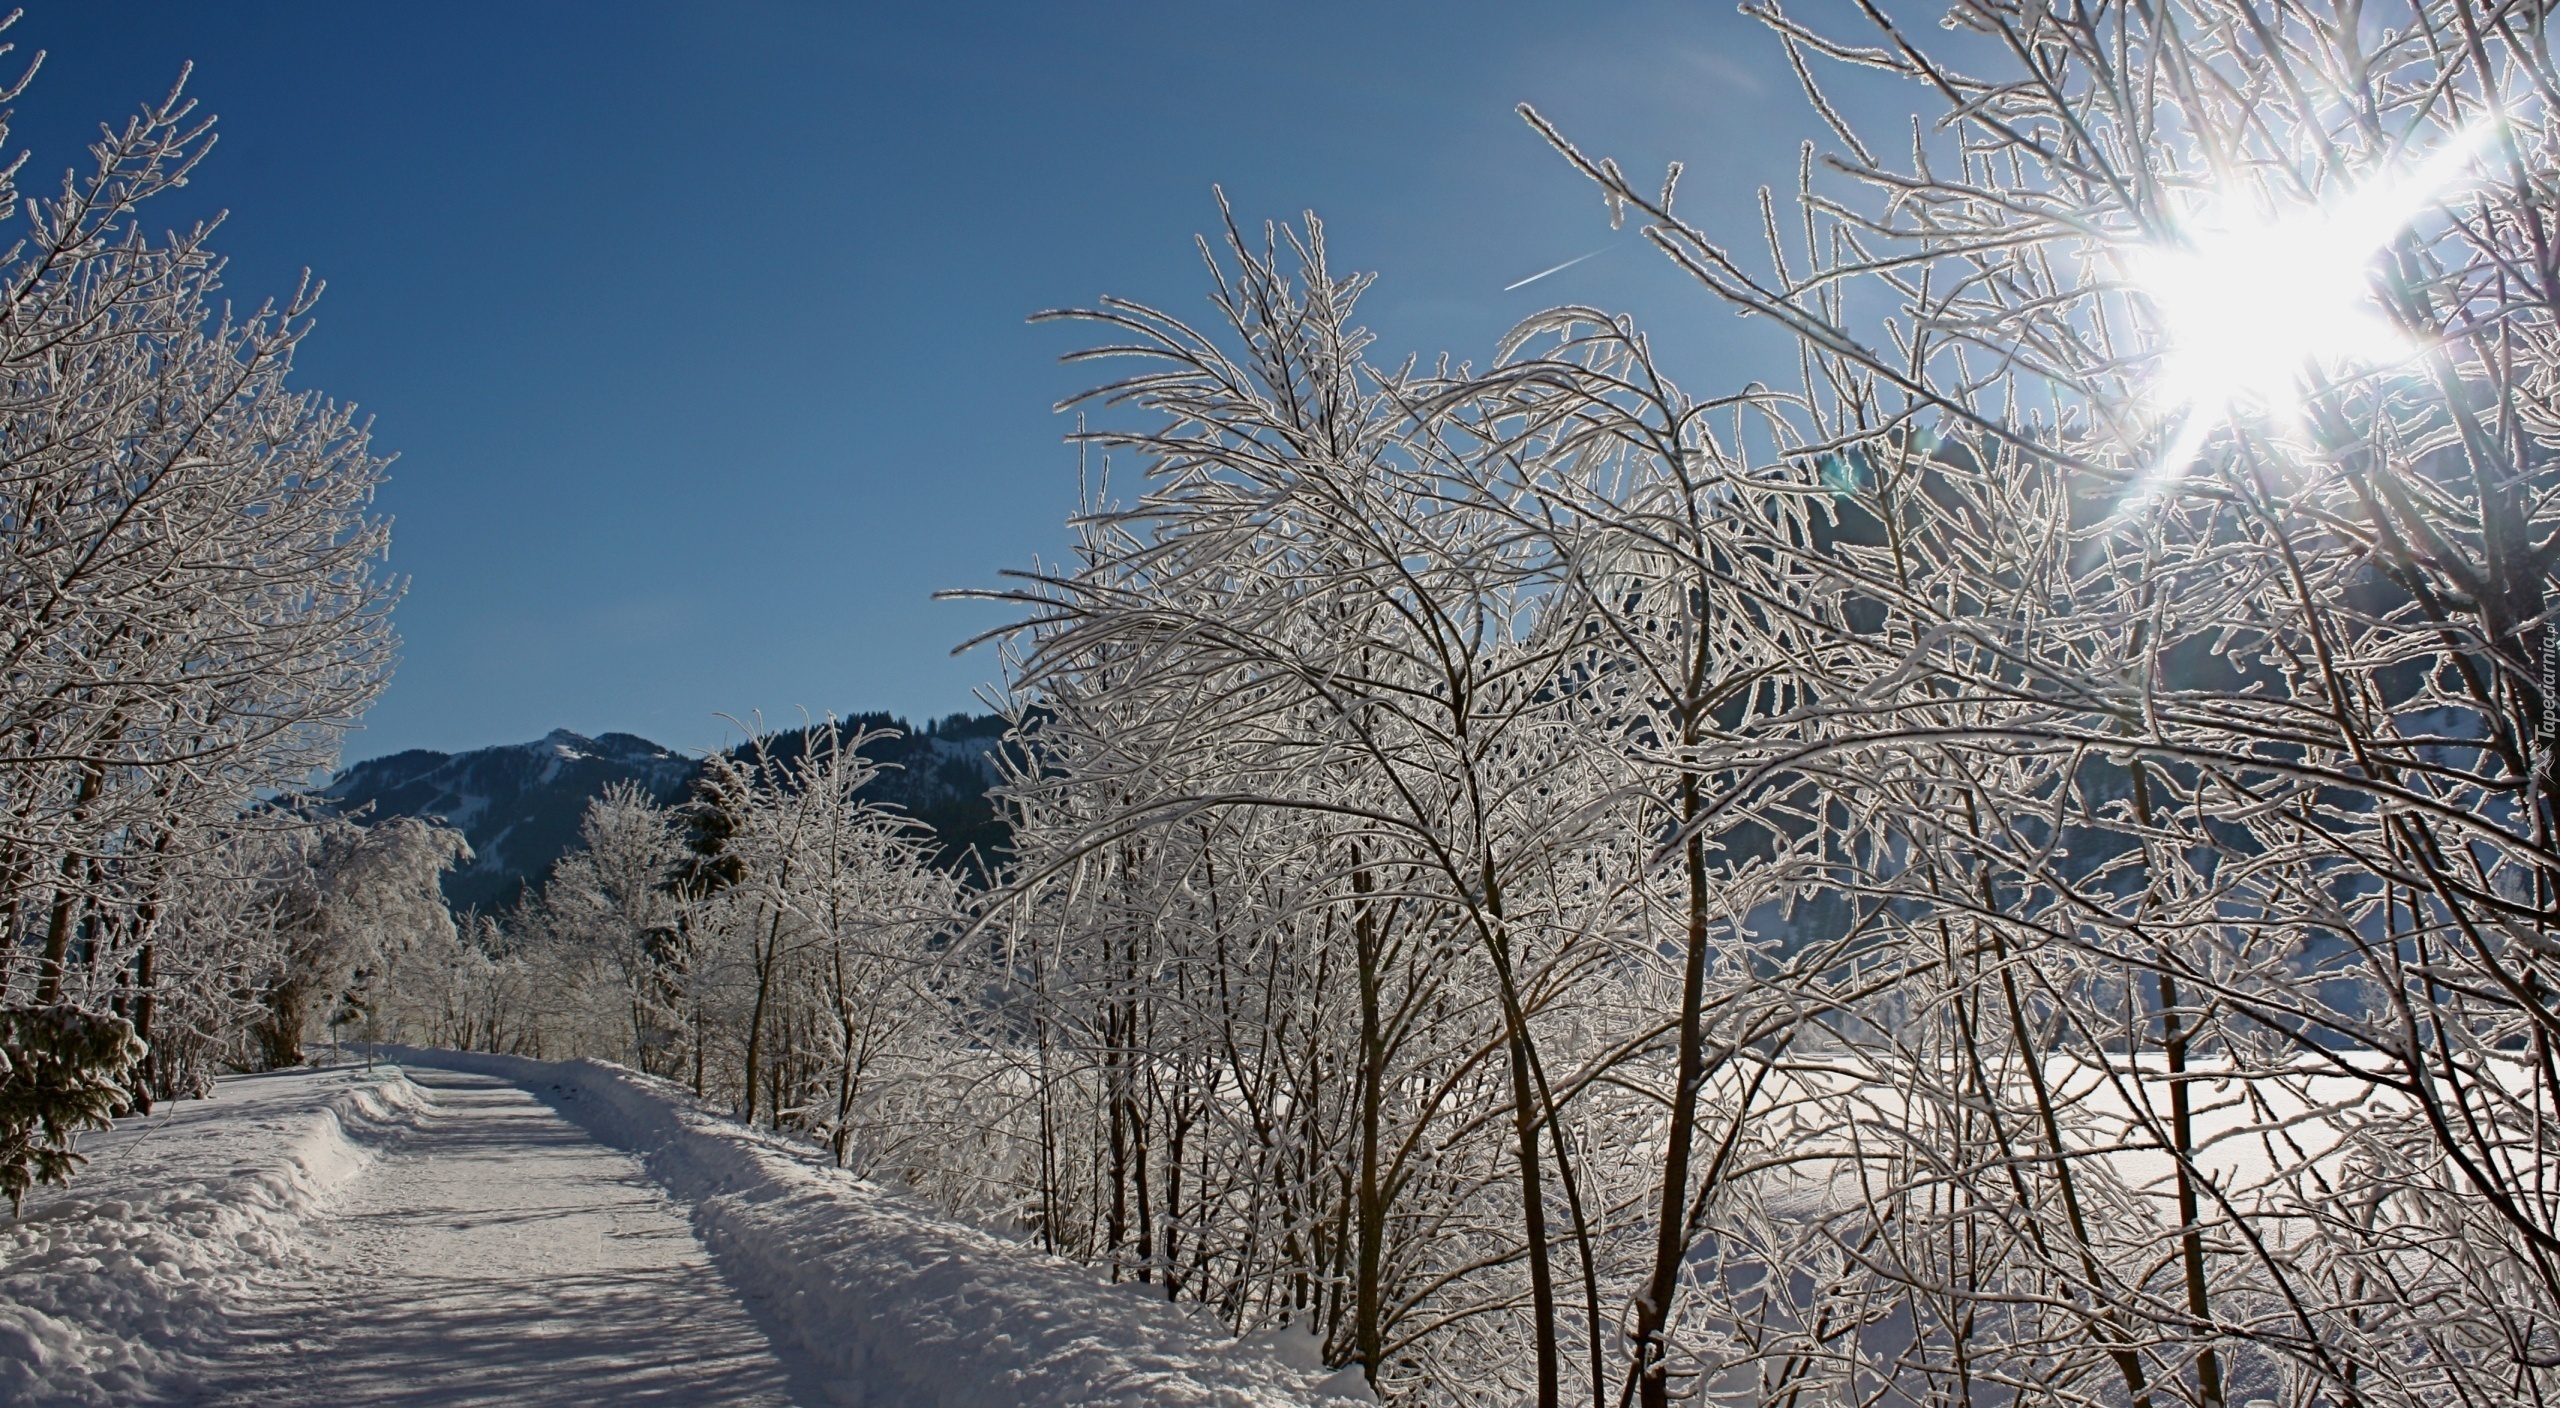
[366,726,972,1186]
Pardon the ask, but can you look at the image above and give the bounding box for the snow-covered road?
[189,1066,810,1407]
[5,1053,1365,1408]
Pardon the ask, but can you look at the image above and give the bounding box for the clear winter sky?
[19,2,1924,762]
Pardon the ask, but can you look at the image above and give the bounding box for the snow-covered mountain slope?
[322,714,1014,912]
[322,730,698,912]
[736,712,1013,874]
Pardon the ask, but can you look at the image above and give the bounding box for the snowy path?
[189,1066,812,1407]
[7,1053,1360,1408]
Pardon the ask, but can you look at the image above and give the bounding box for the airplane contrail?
[1502,247,1606,292]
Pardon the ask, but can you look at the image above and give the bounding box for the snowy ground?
[189,1064,808,1407]
[0,1051,1369,1408]
[0,1062,432,1404]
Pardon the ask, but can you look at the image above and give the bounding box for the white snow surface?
[194,1061,805,1407]
[0,1063,433,1405]
[387,1048,1374,1408]
[1,1049,1371,1408]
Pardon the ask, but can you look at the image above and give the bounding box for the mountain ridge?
[321,714,1010,912]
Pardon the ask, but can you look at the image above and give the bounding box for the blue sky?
[18,2,1918,761]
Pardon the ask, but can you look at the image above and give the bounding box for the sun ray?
[2117,121,2498,504]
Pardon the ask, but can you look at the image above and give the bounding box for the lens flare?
[2122,123,2497,493]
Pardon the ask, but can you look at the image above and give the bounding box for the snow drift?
[0,1064,428,1405]
[391,1047,1371,1408]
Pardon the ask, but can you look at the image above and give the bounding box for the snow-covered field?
[0,1050,1371,1407]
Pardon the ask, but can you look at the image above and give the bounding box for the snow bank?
[392,1047,1372,1408]
[0,1064,430,1406]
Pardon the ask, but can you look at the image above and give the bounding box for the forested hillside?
[322,714,1010,910]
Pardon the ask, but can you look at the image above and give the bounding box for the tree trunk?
[1509,1022,1560,1408]
[1353,863,1388,1386]
[1632,772,1714,1408]
[2159,970,2225,1408]
[129,942,157,1113]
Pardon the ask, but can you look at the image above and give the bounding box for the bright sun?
[2121,123,2497,480]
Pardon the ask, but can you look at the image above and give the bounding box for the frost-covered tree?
[0,25,397,1200]
[684,724,958,1134]
[1512,2,2560,1406]
[454,724,972,1187]
[252,816,468,1068]
[540,781,692,1071]
[954,5,2560,1402]
[977,213,1701,1403]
